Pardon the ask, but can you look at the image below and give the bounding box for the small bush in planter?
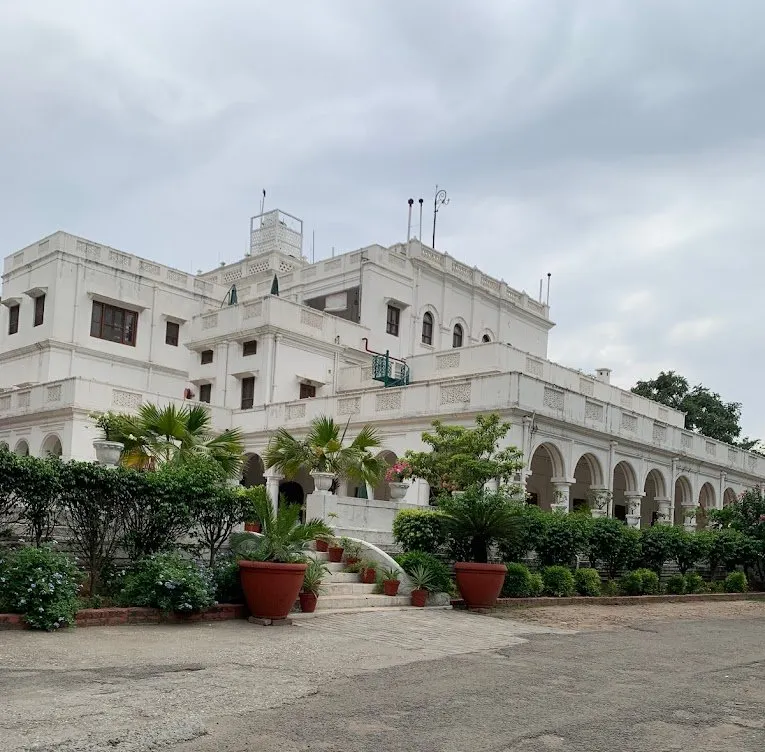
[574,568,602,597]
[359,559,378,584]
[341,538,362,565]
[211,554,244,604]
[724,571,748,593]
[684,572,706,594]
[380,566,401,596]
[665,574,687,595]
[0,545,82,631]
[502,563,533,598]
[118,552,215,613]
[395,551,452,594]
[327,538,344,563]
[407,564,436,607]
[300,559,329,613]
[619,568,660,596]
[541,566,576,597]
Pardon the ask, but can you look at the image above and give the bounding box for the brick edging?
[451,592,765,609]
[0,603,247,630]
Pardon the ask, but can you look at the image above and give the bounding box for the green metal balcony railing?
[372,352,410,387]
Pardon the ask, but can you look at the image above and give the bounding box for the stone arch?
[612,460,639,521]
[642,468,668,527]
[373,450,398,501]
[241,453,265,487]
[14,439,29,457]
[723,487,738,506]
[480,329,494,343]
[697,481,716,529]
[571,452,605,513]
[41,433,63,458]
[673,475,693,526]
[527,441,567,511]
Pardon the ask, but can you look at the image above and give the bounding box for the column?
[625,492,643,528]
[589,488,610,518]
[550,478,572,514]
[264,468,283,515]
[654,497,672,525]
[681,502,697,532]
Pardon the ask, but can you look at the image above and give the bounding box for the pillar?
[625,492,643,528]
[654,497,672,525]
[681,502,697,532]
[264,468,283,515]
[550,478,572,514]
[589,488,610,519]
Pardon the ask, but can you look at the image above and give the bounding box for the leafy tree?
[263,415,384,488]
[403,413,523,493]
[101,403,245,478]
[0,448,23,525]
[498,504,548,563]
[631,371,756,447]
[535,512,589,567]
[672,529,711,574]
[15,456,62,547]
[639,525,680,576]
[586,517,641,579]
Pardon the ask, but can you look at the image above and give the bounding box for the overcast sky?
[2,1,764,439]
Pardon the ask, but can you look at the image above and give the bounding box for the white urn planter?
[310,471,335,493]
[93,440,124,467]
[389,482,409,500]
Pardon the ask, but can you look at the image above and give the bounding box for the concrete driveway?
[2,605,764,751]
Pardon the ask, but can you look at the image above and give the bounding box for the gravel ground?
[491,598,765,630]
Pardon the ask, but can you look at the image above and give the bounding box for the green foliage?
[600,579,620,597]
[672,529,710,575]
[574,568,602,597]
[703,528,753,576]
[402,414,523,493]
[528,572,544,597]
[381,566,400,582]
[639,525,680,576]
[395,551,452,594]
[0,448,23,525]
[0,546,82,630]
[407,564,437,591]
[14,455,62,547]
[541,566,576,597]
[263,415,384,487]
[501,563,533,598]
[211,555,243,604]
[238,485,268,524]
[631,370,755,446]
[302,559,330,595]
[724,570,748,593]
[118,552,215,613]
[229,491,331,563]
[498,504,547,563]
[586,517,641,578]
[619,568,660,596]
[684,572,706,594]
[535,512,588,567]
[665,574,687,594]
[392,508,446,554]
[340,538,362,558]
[438,488,523,563]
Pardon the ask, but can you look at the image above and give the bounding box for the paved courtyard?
[2,603,764,751]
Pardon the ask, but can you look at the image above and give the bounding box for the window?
[33,295,45,327]
[240,377,255,409]
[386,305,400,336]
[421,312,433,345]
[90,301,137,346]
[199,383,212,403]
[8,304,19,335]
[452,324,464,348]
[299,382,316,399]
[242,340,258,356]
[165,321,179,346]
[482,334,491,343]
[200,349,214,365]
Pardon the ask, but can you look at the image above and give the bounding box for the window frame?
[240,376,255,410]
[8,304,19,335]
[33,295,45,327]
[200,349,214,365]
[199,383,212,403]
[90,300,138,347]
[242,340,258,356]
[165,320,180,347]
[452,324,464,348]
[299,382,317,400]
[421,311,433,345]
[386,304,400,337]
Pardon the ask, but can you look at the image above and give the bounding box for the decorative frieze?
[525,358,543,377]
[112,390,142,409]
[652,423,667,443]
[543,387,564,411]
[300,309,323,330]
[681,433,694,449]
[579,378,594,397]
[139,260,161,276]
[286,403,306,421]
[167,269,188,285]
[338,397,361,415]
[0,395,11,411]
[46,385,62,403]
[248,261,270,275]
[621,412,638,432]
[706,441,716,456]
[436,352,460,370]
[222,269,243,284]
[17,392,30,408]
[585,401,604,421]
[376,391,402,411]
[201,313,218,330]
[109,250,131,268]
[440,382,471,405]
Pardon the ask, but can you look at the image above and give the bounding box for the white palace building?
[1,208,762,541]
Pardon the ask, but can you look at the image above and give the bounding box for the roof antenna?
[538,278,543,303]
[546,273,551,306]
[260,189,266,217]
[418,198,424,242]
[407,198,414,242]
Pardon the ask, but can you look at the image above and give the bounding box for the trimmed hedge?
[392,509,446,554]
[395,551,452,594]
[541,566,576,597]
[574,568,601,597]
[502,563,533,598]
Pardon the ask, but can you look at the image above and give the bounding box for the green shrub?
[708,580,725,593]
[118,552,215,613]
[665,574,686,595]
[724,571,748,593]
[637,568,660,594]
[673,531,711,575]
[541,566,576,597]
[639,525,680,576]
[600,579,620,597]
[684,572,706,594]
[574,568,601,597]
[536,513,588,567]
[502,563,533,598]
[620,568,660,596]
[211,554,243,604]
[0,546,82,630]
[498,504,547,563]
[394,551,452,594]
[392,508,446,554]
[528,572,544,597]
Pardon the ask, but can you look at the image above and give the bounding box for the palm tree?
[104,403,244,478]
[263,415,385,488]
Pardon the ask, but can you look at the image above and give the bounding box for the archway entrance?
[14,440,29,457]
[674,476,692,526]
[697,482,716,529]
[526,443,565,510]
[612,461,638,521]
[572,453,604,513]
[723,487,737,507]
[642,469,667,527]
[41,434,63,458]
[373,450,398,501]
[241,453,265,487]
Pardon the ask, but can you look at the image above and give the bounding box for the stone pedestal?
[550,478,573,514]
[655,497,673,525]
[681,503,697,532]
[625,492,644,529]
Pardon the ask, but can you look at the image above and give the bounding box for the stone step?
[324,572,362,584]
[315,594,411,610]
[292,605,451,620]
[307,550,329,562]
[322,582,377,595]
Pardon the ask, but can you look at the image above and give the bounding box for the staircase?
[303,549,411,612]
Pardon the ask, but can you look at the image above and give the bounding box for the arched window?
[421,312,433,345]
[452,324,463,348]
[482,334,491,343]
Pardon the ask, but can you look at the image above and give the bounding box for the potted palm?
[407,564,435,607]
[381,566,401,596]
[299,559,329,613]
[327,537,344,563]
[341,537,362,566]
[238,486,265,532]
[359,559,377,584]
[263,416,385,499]
[230,493,331,620]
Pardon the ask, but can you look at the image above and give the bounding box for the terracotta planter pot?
[328,546,344,563]
[244,522,261,533]
[361,568,377,584]
[344,556,361,567]
[239,560,307,620]
[383,579,400,596]
[315,539,329,552]
[411,589,428,607]
[454,562,507,609]
[299,591,318,613]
